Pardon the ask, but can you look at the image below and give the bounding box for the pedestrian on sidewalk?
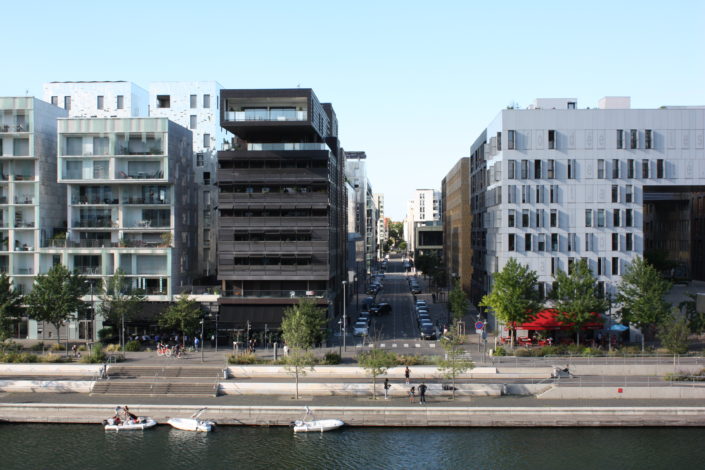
[408,386,415,403]
[194,336,200,351]
[405,366,410,384]
[383,378,390,399]
[418,383,427,404]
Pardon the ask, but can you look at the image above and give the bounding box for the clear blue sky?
[4,0,704,219]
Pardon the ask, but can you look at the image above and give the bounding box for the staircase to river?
[90,365,224,397]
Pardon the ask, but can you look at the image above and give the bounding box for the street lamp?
[342,280,347,353]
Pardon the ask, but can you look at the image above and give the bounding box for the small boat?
[103,406,157,432]
[167,408,215,432]
[291,406,344,433]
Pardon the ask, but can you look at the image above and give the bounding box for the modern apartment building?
[345,151,377,272]
[373,193,387,258]
[43,81,148,118]
[404,188,441,253]
[0,97,67,338]
[50,117,197,336]
[442,157,472,293]
[469,97,705,305]
[148,81,231,278]
[217,88,346,328]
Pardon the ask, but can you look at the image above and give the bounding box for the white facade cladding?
[51,117,197,336]
[148,81,230,278]
[43,81,148,118]
[404,188,441,253]
[0,97,67,302]
[345,151,377,270]
[472,97,705,300]
[374,193,387,257]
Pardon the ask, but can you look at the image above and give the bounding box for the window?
[508,160,516,179]
[642,159,649,178]
[550,185,558,203]
[536,185,544,203]
[630,129,638,149]
[547,159,555,179]
[534,160,542,179]
[203,171,211,185]
[507,185,517,204]
[627,159,635,178]
[612,159,620,178]
[616,129,624,149]
[97,96,104,110]
[536,209,544,227]
[196,153,204,167]
[597,209,605,228]
[568,258,575,273]
[203,133,210,148]
[522,185,530,203]
[64,96,71,110]
[551,233,559,251]
[189,115,197,129]
[612,233,619,251]
[551,257,558,275]
[585,233,593,251]
[568,233,576,251]
[508,210,515,227]
[645,129,653,149]
[626,233,633,251]
[524,234,532,251]
[157,95,170,108]
[612,257,619,275]
[597,257,604,275]
[550,209,558,227]
[190,94,197,108]
[567,159,576,179]
[204,191,211,209]
[508,130,516,150]
[508,233,515,251]
[548,129,556,149]
[612,185,619,203]
[657,159,664,178]
[521,160,529,179]
[522,209,530,227]
[51,96,58,106]
[538,234,546,251]
[597,159,605,179]
[585,209,592,227]
[203,94,210,108]
[625,184,633,203]
[613,209,621,227]
[117,95,124,109]
[625,209,633,227]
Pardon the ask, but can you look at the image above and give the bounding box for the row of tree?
[0,264,204,349]
[479,256,675,348]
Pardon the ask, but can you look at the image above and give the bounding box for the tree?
[616,257,671,341]
[658,309,690,354]
[448,280,469,323]
[551,259,607,346]
[437,325,474,399]
[26,264,88,347]
[680,294,705,336]
[357,349,397,399]
[280,299,326,399]
[158,294,203,346]
[97,269,145,350]
[479,258,542,348]
[0,273,22,344]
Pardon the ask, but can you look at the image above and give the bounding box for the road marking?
[415,344,421,348]
[403,344,409,348]
[380,343,386,347]
[430,343,436,348]
[392,344,397,348]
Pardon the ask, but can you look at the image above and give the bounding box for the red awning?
[511,309,604,331]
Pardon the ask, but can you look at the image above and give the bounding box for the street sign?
[474,321,485,330]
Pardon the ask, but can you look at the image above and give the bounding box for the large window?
[117,95,124,109]
[520,160,528,179]
[567,159,576,179]
[645,129,653,149]
[550,209,558,227]
[508,209,515,227]
[190,115,197,129]
[522,209,530,227]
[597,159,605,179]
[630,129,638,149]
[597,209,605,227]
[508,234,515,251]
[548,130,556,149]
[524,234,532,251]
[507,160,516,179]
[612,159,620,179]
[657,159,664,178]
[97,96,104,110]
[642,159,650,178]
[585,209,592,227]
[190,94,197,108]
[616,129,624,149]
[203,94,211,109]
[547,159,555,179]
[508,130,516,150]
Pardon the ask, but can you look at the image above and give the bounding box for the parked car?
[411,286,422,294]
[370,302,392,315]
[362,297,375,309]
[420,324,437,340]
[415,300,427,307]
[353,321,369,336]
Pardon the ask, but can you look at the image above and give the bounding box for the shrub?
[394,354,432,366]
[39,353,70,363]
[537,346,561,357]
[492,346,507,357]
[581,347,603,357]
[664,369,705,382]
[97,327,115,342]
[30,342,45,351]
[321,352,341,365]
[228,353,262,364]
[0,340,21,353]
[0,352,38,363]
[49,343,64,352]
[78,345,87,352]
[80,342,106,363]
[124,340,141,352]
[514,348,532,357]
[105,344,122,352]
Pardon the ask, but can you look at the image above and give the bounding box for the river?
[2,424,703,469]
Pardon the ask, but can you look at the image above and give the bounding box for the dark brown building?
[217,89,346,328]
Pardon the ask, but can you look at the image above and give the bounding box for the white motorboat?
[167,408,215,432]
[104,417,157,431]
[291,407,344,433]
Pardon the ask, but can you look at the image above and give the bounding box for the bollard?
[274,343,278,361]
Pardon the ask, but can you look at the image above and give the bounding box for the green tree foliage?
[386,222,404,250]
[616,257,671,338]
[680,294,705,335]
[158,294,203,345]
[479,258,541,348]
[283,348,316,400]
[357,349,397,399]
[0,273,22,343]
[448,280,469,323]
[658,310,690,354]
[26,264,88,346]
[551,259,608,346]
[98,269,145,349]
[437,325,474,399]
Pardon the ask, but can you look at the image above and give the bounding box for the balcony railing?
[14,222,35,228]
[247,142,328,151]
[0,123,29,133]
[14,267,33,275]
[122,197,170,205]
[74,266,101,275]
[13,174,35,181]
[117,170,164,180]
[126,220,170,229]
[225,110,307,122]
[222,289,326,299]
[174,285,221,295]
[73,219,115,228]
[14,196,35,204]
[72,198,119,205]
[44,239,119,248]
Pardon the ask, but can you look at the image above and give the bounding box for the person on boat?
[123,406,138,423]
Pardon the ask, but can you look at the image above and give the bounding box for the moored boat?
[167,408,215,432]
[291,407,344,433]
[103,406,157,432]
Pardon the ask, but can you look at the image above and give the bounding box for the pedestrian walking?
[408,386,416,403]
[383,378,390,399]
[71,344,77,358]
[418,383,427,404]
[194,336,200,350]
[405,366,410,384]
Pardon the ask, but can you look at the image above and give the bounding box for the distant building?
[442,157,472,293]
[43,81,148,118]
[404,188,441,253]
[345,151,377,271]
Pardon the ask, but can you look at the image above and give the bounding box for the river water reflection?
[2,424,704,469]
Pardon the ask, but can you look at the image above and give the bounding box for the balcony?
[222,289,326,299]
[247,142,327,151]
[121,196,170,205]
[14,196,35,205]
[44,239,119,248]
[14,267,34,275]
[72,197,119,205]
[74,266,101,275]
[14,221,35,229]
[13,174,35,181]
[225,109,306,122]
[0,123,29,133]
[117,170,164,180]
[73,219,115,228]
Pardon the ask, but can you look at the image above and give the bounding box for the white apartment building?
[43,81,148,118]
[469,97,705,303]
[345,151,377,271]
[49,117,197,337]
[404,188,441,253]
[373,193,387,258]
[148,81,230,278]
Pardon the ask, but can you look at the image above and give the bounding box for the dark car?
[362,296,375,309]
[420,324,437,340]
[370,302,392,315]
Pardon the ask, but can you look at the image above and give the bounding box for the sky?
[3,0,704,220]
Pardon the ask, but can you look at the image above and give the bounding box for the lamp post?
[342,280,347,353]
[200,318,205,363]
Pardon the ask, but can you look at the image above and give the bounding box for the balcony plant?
[160,232,172,247]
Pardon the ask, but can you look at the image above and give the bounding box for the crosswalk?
[355,342,437,349]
